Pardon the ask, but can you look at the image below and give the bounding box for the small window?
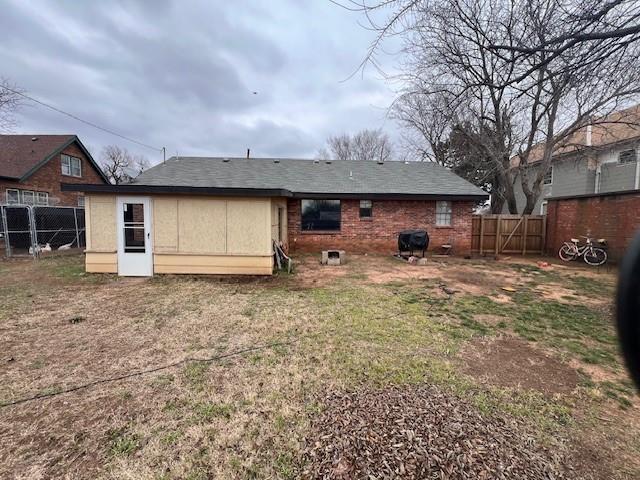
[359,200,372,218]
[61,154,82,177]
[618,149,637,164]
[543,166,553,185]
[6,189,20,204]
[36,192,49,206]
[436,201,452,226]
[301,199,341,231]
[77,195,85,207]
[21,190,35,205]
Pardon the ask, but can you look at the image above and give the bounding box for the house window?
[543,166,553,185]
[6,189,20,204]
[36,192,49,206]
[436,201,452,226]
[77,195,85,207]
[301,199,341,231]
[61,154,82,177]
[359,200,372,218]
[21,190,35,205]
[618,149,637,165]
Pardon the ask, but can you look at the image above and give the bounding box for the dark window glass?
[123,203,145,253]
[359,200,372,218]
[301,199,340,231]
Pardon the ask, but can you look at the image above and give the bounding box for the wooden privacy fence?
[471,214,546,255]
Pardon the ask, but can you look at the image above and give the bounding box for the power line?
[0,84,163,152]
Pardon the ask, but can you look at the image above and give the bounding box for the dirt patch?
[303,384,585,479]
[460,337,579,395]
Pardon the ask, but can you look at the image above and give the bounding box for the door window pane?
[123,203,145,253]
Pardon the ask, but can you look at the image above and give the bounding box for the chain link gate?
[0,205,85,257]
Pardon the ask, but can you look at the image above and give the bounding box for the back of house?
[63,157,487,276]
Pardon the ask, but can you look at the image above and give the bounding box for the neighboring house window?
[618,149,637,165]
[36,192,49,206]
[359,200,372,218]
[78,195,85,207]
[543,166,553,185]
[540,201,548,215]
[301,199,341,231]
[21,190,35,205]
[435,201,452,226]
[61,154,82,177]
[6,189,19,204]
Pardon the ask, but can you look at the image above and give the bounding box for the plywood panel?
[86,252,117,273]
[153,198,178,252]
[88,195,116,252]
[154,254,272,275]
[227,199,271,255]
[178,199,226,254]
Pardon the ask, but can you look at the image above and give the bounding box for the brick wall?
[0,142,105,206]
[287,198,475,254]
[546,190,640,261]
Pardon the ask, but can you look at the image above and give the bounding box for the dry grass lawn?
[0,253,638,479]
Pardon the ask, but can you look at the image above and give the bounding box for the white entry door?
[117,196,153,276]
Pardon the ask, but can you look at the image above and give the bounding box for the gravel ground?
[303,385,588,480]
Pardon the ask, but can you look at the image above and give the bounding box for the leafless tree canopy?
[318,128,394,161]
[100,145,149,185]
[0,78,23,132]
[341,0,640,213]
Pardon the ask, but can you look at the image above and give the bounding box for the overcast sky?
[0,0,401,165]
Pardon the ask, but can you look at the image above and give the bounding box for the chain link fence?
[1,205,85,257]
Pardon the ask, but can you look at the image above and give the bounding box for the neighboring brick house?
[0,135,109,207]
[507,105,640,214]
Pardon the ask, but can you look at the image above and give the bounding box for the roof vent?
[404,160,410,165]
[326,160,332,164]
[349,170,353,180]
[222,158,230,162]
[377,160,384,165]
[274,159,280,163]
[313,159,320,163]
[31,137,38,141]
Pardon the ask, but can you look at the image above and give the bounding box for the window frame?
[300,199,341,232]
[6,189,20,204]
[359,199,373,219]
[618,149,637,165]
[61,154,82,177]
[540,200,548,215]
[435,200,453,227]
[543,165,553,185]
[21,190,35,205]
[36,192,49,206]
[77,195,85,207]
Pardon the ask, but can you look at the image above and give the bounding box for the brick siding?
[546,191,640,261]
[0,142,105,206]
[287,198,475,254]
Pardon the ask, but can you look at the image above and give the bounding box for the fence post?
[1,206,10,257]
[479,215,484,255]
[522,215,528,255]
[73,207,80,249]
[29,206,38,259]
[495,215,502,253]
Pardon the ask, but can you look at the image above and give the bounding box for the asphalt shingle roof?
[131,157,486,198]
[0,134,75,179]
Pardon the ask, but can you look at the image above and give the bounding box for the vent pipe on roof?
[377,160,384,165]
[31,137,38,141]
[349,170,353,180]
[326,160,332,164]
[274,159,280,163]
[247,148,250,159]
[223,158,230,162]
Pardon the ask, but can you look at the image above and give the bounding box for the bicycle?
[558,236,608,266]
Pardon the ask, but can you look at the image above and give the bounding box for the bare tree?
[344,0,640,213]
[0,78,23,132]
[101,145,149,184]
[319,128,394,161]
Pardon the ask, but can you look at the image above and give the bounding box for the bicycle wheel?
[584,248,607,266]
[559,244,577,261]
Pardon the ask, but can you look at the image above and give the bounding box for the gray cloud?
[1,0,400,165]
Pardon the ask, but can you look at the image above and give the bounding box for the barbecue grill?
[398,229,429,257]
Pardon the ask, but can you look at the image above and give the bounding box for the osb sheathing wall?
[152,196,273,274]
[85,194,118,273]
[84,194,275,275]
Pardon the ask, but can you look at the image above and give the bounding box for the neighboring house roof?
[63,157,487,200]
[0,134,109,183]
[516,104,640,166]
